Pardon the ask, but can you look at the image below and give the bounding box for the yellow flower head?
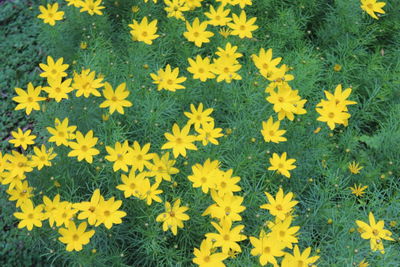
[348,161,363,174]
[360,0,386,19]
[73,69,104,98]
[12,83,45,115]
[164,0,189,21]
[227,10,258,39]
[129,17,160,45]
[9,128,36,150]
[31,145,57,170]
[42,77,73,102]
[99,82,132,114]
[187,55,216,82]
[161,123,197,158]
[349,184,368,197]
[268,152,296,178]
[95,196,127,229]
[13,199,44,231]
[46,117,77,147]
[261,116,287,143]
[67,130,100,163]
[205,219,246,254]
[37,3,64,26]
[39,56,69,80]
[192,238,228,266]
[205,5,232,26]
[156,199,190,235]
[78,0,105,16]
[150,64,187,92]
[183,17,214,47]
[260,188,298,220]
[184,103,214,130]
[58,221,95,251]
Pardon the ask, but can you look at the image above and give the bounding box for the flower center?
[73,234,80,241]
[111,96,118,102]
[240,25,246,31]
[223,234,230,241]
[130,183,136,189]
[328,112,335,118]
[263,246,271,254]
[193,32,200,38]
[55,87,62,93]
[201,177,207,183]
[169,211,175,217]
[142,31,148,37]
[104,210,111,217]
[276,204,283,211]
[175,137,183,144]
[220,181,227,188]
[81,145,88,152]
[27,97,33,102]
[203,256,210,262]
[28,213,34,219]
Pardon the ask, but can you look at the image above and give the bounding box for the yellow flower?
[268,216,299,249]
[249,230,285,266]
[360,0,386,19]
[358,259,369,267]
[333,64,342,72]
[219,27,232,38]
[232,0,252,9]
[9,128,36,150]
[77,0,105,15]
[46,117,77,146]
[74,189,103,225]
[3,150,32,181]
[99,82,132,114]
[42,77,73,102]
[6,180,33,208]
[39,56,69,80]
[260,188,298,220]
[355,212,394,253]
[214,169,241,197]
[148,152,179,183]
[261,116,287,143]
[192,239,228,266]
[316,101,351,130]
[251,48,282,79]
[212,57,242,83]
[131,6,140,13]
[204,5,232,26]
[58,221,95,251]
[129,17,160,45]
[13,200,44,231]
[95,196,127,229]
[187,55,216,82]
[150,64,187,92]
[203,191,246,222]
[68,130,100,163]
[184,103,214,130]
[161,123,197,158]
[156,199,190,235]
[183,17,214,47]
[129,141,155,171]
[205,219,246,254]
[227,10,258,39]
[80,41,88,49]
[116,170,148,198]
[37,3,64,26]
[349,184,368,197]
[73,69,104,98]
[12,83,45,115]
[348,161,363,174]
[268,152,296,178]
[105,140,133,172]
[42,194,65,227]
[31,145,57,170]
[196,121,224,146]
[281,245,320,267]
[215,42,243,63]
[164,0,189,21]
[188,159,222,194]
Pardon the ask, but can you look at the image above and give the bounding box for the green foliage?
[2,0,400,266]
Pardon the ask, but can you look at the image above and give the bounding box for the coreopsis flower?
[204,5,232,26]
[42,194,65,227]
[219,28,232,38]
[58,221,95,251]
[99,82,132,114]
[1,172,26,191]
[184,103,214,130]
[185,0,202,10]
[0,152,9,174]
[68,130,100,163]
[105,141,133,172]
[148,152,179,183]
[6,181,33,207]
[116,170,148,198]
[39,56,69,80]
[203,191,246,222]
[95,196,127,229]
[3,150,32,180]
[46,118,77,146]
[187,55,216,82]
[183,18,214,47]
[129,17,160,45]
[12,83,45,115]
[42,78,73,102]
[143,0,157,3]
[260,188,298,220]
[333,64,342,72]
[138,179,163,205]
[267,216,299,249]
[164,0,189,21]
[268,152,296,178]
[251,48,282,79]
[205,219,246,254]
[227,10,258,39]
[281,245,320,267]
[188,159,222,193]
[250,230,285,266]
[193,239,228,267]
[31,145,57,170]
[355,212,394,253]
[78,0,105,15]
[261,116,287,143]
[266,83,300,117]
[9,128,36,150]
[358,259,369,267]
[37,3,64,26]
[130,141,154,171]
[323,84,357,110]
[215,42,243,63]
[196,121,223,146]
[74,189,103,225]
[316,101,351,130]
[65,0,82,7]
[232,0,252,9]
[156,199,190,235]
[73,69,104,97]
[53,202,78,227]
[212,57,242,83]
[348,161,363,174]
[350,184,368,197]
[215,169,241,197]
[150,64,187,92]
[161,123,197,158]
[360,0,386,19]
[13,200,44,231]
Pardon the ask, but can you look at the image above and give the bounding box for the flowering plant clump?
[2,0,399,266]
